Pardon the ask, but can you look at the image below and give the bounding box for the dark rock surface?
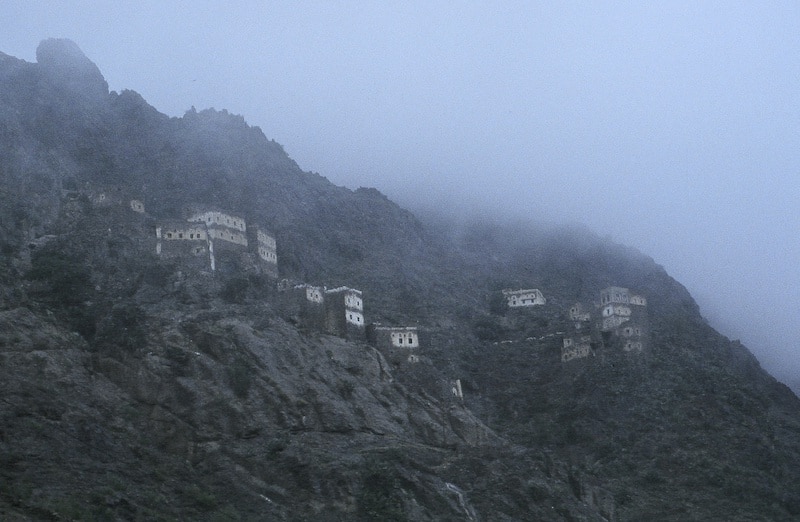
[35,38,109,100]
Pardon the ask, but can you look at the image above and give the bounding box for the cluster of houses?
[84,187,421,357]
[155,209,278,277]
[500,286,649,362]
[82,187,647,374]
[574,285,648,360]
[278,283,364,337]
[277,280,423,363]
[77,186,278,277]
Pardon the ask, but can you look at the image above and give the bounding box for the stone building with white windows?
[569,302,592,323]
[249,226,278,277]
[283,283,326,330]
[367,324,424,364]
[186,210,248,267]
[502,288,546,307]
[619,323,646,352]
[600,286,647,308]
[279,283,368,340]
[324,287,365,340]
[598,286,648,352]
[561,335,593,362]
[561,286,649,361]
[187,210,247,234]
[367,325,420,349]
[600,286,630,306]
[155,221,210,266]
[562,302,598,362]
[154,208,278,274]
[601,303,633,330]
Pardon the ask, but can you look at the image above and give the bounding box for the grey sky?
[3,2,799,387]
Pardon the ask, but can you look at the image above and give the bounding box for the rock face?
[1,40,800,521]
[35,38,108,99]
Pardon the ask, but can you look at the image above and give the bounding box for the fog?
[3,2,799,389]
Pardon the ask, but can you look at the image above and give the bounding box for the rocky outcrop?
[36,38,108,100]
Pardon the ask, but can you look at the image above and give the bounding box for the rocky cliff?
[1,40,800,521]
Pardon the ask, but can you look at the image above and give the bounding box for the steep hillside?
[1,39,800,521]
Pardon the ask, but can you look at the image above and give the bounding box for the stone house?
[569,302,592,322]
[367,325,420,349]
[562,335,593,362]
[600,286,630,305]
[155,221,211,268]
[599,286,648,352]
[251,226,278,277]
[367,324,424,364]
[284,284,326,330]
[187,211,248,256]
[155,209,277,274]
[324,287,365,340]
[188,210,247,234]
[502,288,546,307]
[601,303,632,330]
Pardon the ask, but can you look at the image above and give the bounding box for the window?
[408,338,414,345]
[178,233,183,239]
[398,338,404,344]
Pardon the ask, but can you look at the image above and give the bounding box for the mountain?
[1,39,799,521]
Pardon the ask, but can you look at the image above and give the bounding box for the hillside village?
[7,38,800,521]
[67,185,649,381]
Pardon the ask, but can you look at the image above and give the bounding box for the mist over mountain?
[1,39,800,521]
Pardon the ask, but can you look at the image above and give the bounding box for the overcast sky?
[2,2,799,388]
